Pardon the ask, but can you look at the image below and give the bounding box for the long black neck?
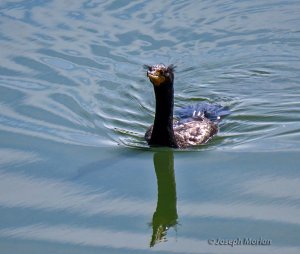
[149,83,178,148]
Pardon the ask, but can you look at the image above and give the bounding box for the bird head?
[145,64,175,87]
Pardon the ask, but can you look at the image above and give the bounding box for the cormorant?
[144,64,229,148]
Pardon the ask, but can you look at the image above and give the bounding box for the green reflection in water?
[150,150,178,247]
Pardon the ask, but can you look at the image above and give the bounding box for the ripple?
[0,149,41,166]
[0,0,300,151]
[1,223,299,253]
[41,57,75,70]
[1,1,300,253]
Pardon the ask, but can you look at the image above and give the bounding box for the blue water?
[1,1,300,253]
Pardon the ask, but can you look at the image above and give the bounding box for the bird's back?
[173,117,218,148]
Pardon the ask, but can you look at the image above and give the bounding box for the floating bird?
[144,64,230,148]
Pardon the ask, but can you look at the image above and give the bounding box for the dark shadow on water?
[150,150,178,247]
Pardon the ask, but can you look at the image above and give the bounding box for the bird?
[144,64,230,148]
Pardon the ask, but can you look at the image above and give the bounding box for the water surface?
[1,0,300,253]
